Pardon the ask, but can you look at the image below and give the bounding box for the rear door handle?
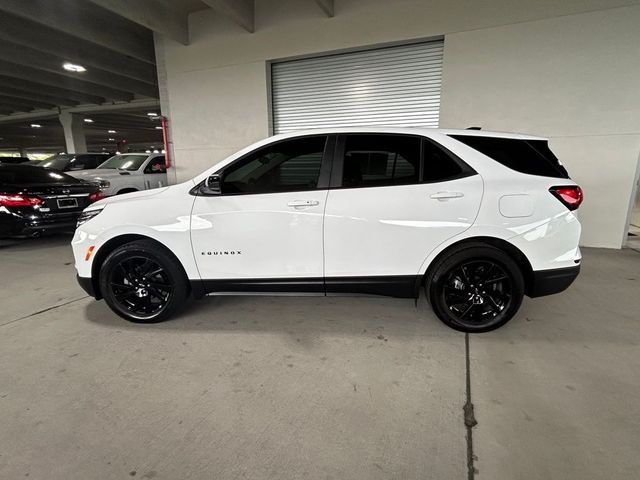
[430,191,464,201]
[287,200,320,207]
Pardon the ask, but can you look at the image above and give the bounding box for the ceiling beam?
[0,13,157,84]
[0,76,105,105]
[0,0,155,64]
[314,0,334,17]
[0,61,132,102]
[88,0,189,45]
[201,0,255,33]
[0,100,161,125]
[0,96,56,111]
[0,86,79,107]
[0,42,158,98]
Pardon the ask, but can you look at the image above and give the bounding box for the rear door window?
[450,135,568,178]
[340,134,420,188]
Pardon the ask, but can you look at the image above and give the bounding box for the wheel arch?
[417,236,534,297]
[90,234,189,299]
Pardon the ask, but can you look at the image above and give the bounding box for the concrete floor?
[0,236,638,480]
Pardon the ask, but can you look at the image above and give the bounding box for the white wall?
[439,6,640,248]
[158,0,640,248]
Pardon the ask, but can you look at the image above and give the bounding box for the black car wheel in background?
[0,164,103,238]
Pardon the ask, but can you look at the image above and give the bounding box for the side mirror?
[201,174,222,195]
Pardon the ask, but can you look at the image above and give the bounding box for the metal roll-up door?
[271,40,444,134]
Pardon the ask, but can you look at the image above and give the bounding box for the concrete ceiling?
[0,0,334,151]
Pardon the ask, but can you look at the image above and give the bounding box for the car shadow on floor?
[83,293,463,342]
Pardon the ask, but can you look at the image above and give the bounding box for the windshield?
[39,154,74,170]
[98,154,148,171]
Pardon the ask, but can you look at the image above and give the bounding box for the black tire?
[99,239,189,323]
[426,243,524,333]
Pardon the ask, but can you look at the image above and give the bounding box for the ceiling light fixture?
[63,62,86,73]
[30,124,42,128]
[108,138,115,141]
[108,130,116,133]
[146,112,158,116]
[84,118,93,123]
[155,126,163,130]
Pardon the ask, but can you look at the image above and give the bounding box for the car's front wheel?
[99,240,189,323]
[426,243,525,333]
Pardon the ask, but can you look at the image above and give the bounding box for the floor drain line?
[464,333,478,480]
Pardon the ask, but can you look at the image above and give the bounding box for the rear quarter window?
[450,135,569,179]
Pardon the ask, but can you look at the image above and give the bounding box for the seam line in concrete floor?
[0,295,88,327]
[464,333,478,480]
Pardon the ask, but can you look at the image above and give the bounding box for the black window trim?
[191,134,335,197]
[329,133,476,190]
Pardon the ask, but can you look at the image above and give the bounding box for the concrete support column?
[59,111,87,153]
[18,147,28,157]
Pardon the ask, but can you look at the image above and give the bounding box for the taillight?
[0,194,43,207]
[549,186,583,211]
[88,191,105,203]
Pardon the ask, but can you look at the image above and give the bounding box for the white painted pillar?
[59,111,87,153]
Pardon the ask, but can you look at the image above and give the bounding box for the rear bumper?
[1,211,79,238]
[77,274,99,299]
[527,265,580,298]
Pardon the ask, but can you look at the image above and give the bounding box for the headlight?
[97,180,110,189]
[77,208,103,227]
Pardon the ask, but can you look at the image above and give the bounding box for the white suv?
[72,128,582,332]
[69,153,168,196]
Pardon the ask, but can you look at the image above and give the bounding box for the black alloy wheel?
[443,260,512,324]
[108,256,173,319]
[428,244,524,332]
[99,240,189,323]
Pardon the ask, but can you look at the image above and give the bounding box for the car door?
[142,155,168,190]
[323,133,483,295]
[190,135,332,291]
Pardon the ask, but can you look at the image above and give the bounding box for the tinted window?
[144,156,167,174]
[40,154,73,170]
[222,136,326,194]
[98,154,149,171]
[422,140,467,182]
[341,135,420,188]
[450,135,568,179]
[0,166,81,185]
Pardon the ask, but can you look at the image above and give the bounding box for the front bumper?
[77,274,100,299]
[527,265,580,298]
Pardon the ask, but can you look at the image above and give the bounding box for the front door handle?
[430,191,464,201]
[287,200,320,207]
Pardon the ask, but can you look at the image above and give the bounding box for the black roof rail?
[466,126,482,130]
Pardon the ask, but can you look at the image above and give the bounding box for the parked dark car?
[38,153,112,172]
[0,164,104,238]
[0,156,30,164]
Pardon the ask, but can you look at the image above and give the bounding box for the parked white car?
[72,128,582,332]
[69,153,168,196]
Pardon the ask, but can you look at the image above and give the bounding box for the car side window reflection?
[222,136,326,195]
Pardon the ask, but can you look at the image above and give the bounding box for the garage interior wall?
[157,0,640,249]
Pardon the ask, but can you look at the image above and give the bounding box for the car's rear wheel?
[99,240,189,323]
[426,244,524,333]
